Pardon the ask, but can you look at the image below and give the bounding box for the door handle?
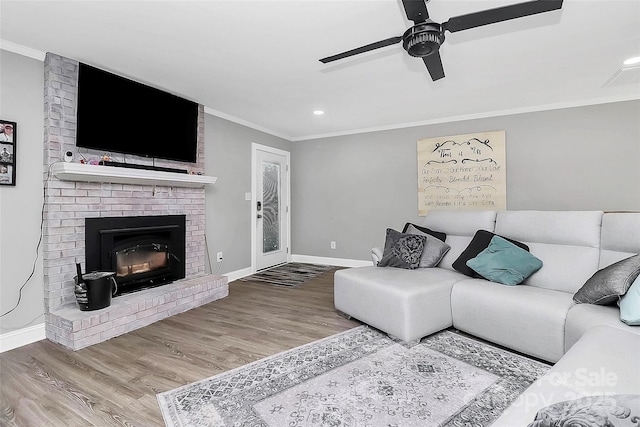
[257,201,262,211]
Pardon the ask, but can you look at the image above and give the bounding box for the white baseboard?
[291,254,373,268]
[224,266,254,282]
[0,323,46,353]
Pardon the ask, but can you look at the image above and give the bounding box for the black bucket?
[75,271,117,311]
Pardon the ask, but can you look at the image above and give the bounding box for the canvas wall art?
[417,130,506,215]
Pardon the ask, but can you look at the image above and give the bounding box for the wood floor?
[0,268,360,427]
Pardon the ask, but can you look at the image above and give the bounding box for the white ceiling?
[1,0,639,140]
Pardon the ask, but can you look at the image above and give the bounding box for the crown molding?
[0,39,46,61]
[291,94,640,142]
[203,107,292,141]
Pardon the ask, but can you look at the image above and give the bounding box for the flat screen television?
[76,63,198,163]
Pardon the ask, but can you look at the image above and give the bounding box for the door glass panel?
[262,161,280,253]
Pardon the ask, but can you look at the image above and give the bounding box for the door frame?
[251,143,291,273]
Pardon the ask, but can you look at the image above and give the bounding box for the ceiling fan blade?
[443,0,563,33]
[319,36,403,63]
[423,53,445,81]
[402,0,429,23]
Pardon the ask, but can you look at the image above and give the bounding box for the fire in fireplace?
[85,215,186,295]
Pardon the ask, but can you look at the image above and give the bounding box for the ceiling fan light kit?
[320,0,563,81]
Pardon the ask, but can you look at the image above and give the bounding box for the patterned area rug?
[157,326,550,427]
[238,263,335,287]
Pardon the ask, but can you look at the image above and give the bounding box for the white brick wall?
[42,53,225,350]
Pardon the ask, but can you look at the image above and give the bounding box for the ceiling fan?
[319,0,563,81]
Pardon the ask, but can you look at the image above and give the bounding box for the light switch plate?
[245,192,252,201]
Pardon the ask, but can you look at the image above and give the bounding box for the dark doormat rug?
[157,326,550,427]
[238,262,335,287]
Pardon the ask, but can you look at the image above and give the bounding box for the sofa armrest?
[371,247,383,265]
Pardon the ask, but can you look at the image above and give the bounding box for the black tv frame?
[76,63,198,163]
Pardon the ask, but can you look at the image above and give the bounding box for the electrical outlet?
[216,252,223,262]
[330,241,336,250]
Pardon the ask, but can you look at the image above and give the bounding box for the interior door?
[254,146,289,271]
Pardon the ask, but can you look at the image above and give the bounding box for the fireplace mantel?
[52,162,217,188]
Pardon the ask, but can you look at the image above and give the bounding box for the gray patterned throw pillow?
[378,228,426,269]
[573,254,640,305]
[528,394,640,427]
[405,224,451,268]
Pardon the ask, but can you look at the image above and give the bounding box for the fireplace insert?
[85,215,186,295]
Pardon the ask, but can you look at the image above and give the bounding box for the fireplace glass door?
[115,241,170,278]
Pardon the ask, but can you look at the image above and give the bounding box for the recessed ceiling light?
[313,110,325,116]
[623,56,640,66]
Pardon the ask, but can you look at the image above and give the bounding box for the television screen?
[76,63,198,163]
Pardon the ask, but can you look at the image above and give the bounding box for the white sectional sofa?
[334,210,640,424]
[492,325,640,426]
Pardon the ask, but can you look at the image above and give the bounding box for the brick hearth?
[42,52,228,350]
[48,275,227,350]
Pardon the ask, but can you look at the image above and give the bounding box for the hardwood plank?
[0,268,359,426]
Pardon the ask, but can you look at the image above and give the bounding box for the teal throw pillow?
[619,275,640,326]
[466,236,543,286]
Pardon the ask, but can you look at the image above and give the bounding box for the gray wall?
[204,115,291,274]
[291,100,640,261]
[0,50,45,334]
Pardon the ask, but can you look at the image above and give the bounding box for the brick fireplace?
[43,53,228,350]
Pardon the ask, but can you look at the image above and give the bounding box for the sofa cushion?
[620,275,640,326]
[492,326,640,427]
[334,266,465,342]
[422,210,498,271]
[495,210,603,247]
[466,236,543,285]
[402,222,446,242]
[451,279,574,362]
[452,230,529,277]
[494,210,603,293]
[600,212,640,268]
[564,304,640,352]
[573,254,640,305]
[422,210,498,236]
[404,224,451,267]
[377,229,426,269]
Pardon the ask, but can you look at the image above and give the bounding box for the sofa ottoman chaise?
[335,210,497,343]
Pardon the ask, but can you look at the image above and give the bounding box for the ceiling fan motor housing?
[402,21,444,57]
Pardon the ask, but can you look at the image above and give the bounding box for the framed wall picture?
[0,120,16,186]
[417,130,506,215]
